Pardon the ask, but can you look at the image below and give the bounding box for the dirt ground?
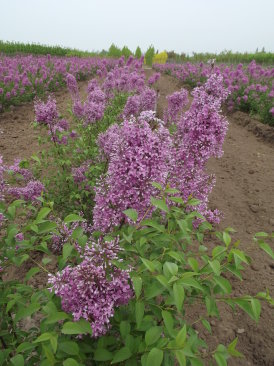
[0,71,273,365]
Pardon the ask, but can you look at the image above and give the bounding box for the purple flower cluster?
[0,156,6,202]
[34,96,59,125]
[71,161,91,186]
[93,117,172,232]
[122,88,157,118]
[34,96,71,145]
[66,73,79,100]
[164,88,189,125]
[48,237,133,337]
[148,72,161,85]
[7,159,33,181]
[169,74,229,221]
[7,180,45,202]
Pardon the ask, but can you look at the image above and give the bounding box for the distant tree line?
[1,41,273,65]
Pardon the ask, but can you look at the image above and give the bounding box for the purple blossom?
[34,96,58,125]
[164,88,189,125]
[15,233,24,241]
[93,118,172,232]
[148,72,161,85]
[48,238,133,337]
[7,180,45,202]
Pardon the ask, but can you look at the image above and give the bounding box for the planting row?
[0,54,118,111]
[154,61,274,126]
[0,56,273,365]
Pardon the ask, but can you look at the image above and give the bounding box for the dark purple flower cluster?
[48,237,133,337]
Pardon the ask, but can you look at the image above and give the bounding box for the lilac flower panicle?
[48,238,133,337]
[93,118,172,232]
[34,96,58,125]
[7,180,45,202]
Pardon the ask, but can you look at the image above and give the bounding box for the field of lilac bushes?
[154,61,274,126]
[0,54,273,366]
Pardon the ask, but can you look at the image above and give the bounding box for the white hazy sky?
[1,0,273,54]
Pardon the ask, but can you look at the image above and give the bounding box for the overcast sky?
[1,0,273,54]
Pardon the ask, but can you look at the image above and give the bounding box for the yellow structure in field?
[152,51,168,64]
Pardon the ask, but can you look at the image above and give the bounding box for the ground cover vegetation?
[0,55,273,366]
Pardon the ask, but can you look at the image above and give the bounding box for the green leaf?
[187,198,200,206]
[136,301,145,328]
[231,249,249,264]
[151,197,169,212]
[50,335,58,354]
[179,277,204,292]
[234,299,260,322]
[45,312,70,324]
[214,276,232,294]
[187,258,199,272]
[10,355,24,366]
[36,207,51,221]
[201,319,211,333]
[34,333,52,343]
[227,338,244,358]
[25,267,40,281]
[173,283,185,312]
[111,347,132,364]
[94,349,113,361]
[162,310,175,337]
[63,359,79,366]
[151,182,163,190]
[132,276,142,298]
[214,352,227,366]
[15,303,40,322]
[38,221,57,234]
[223,232,231,246]
[254,232,268,237]
[259,242,274,259]
[163,262,178,277]
[208,260,221,276]
[62,319,92,335]
[141,219,165,232]
[156,275,169,288]
[63,243,73,261]
[145,326,162,346]
[175,350,186,366]
[16,342,35,353]
[59,341,79,356]
[141,257,155,272]
[63,214,84,224]
[123,209,138,222]
[250,298,261,322]
[176,325,187,347]
[146,348,163,366]
[120,321,131,339]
